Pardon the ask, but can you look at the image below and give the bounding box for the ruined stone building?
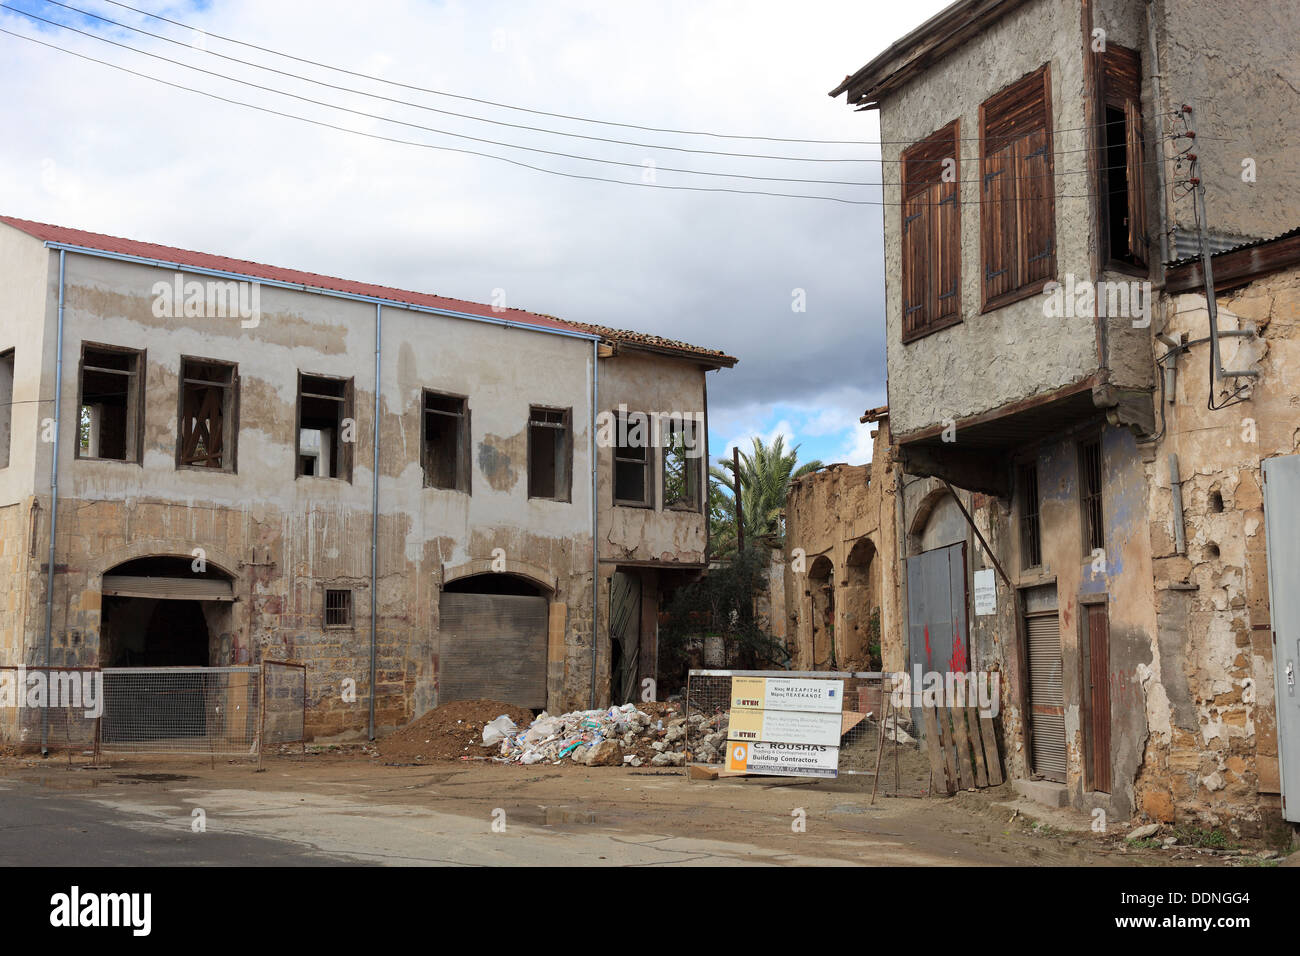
[782,412,903,674]
[832,0,1300,834]
[0,216,734,742]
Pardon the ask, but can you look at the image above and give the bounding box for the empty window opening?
[178,357,237,471]
[1103,107,1134,262]
[662,416,702,511]
[297,373,352,481]
[614,412,651,507]
[324,588,352,627]
[0,349,13,469]
[1099,45,1147,269]
[423,392,469,491]
[528,406,571,500]
[1081,439,1104,553]
[78,344,142,462]
[1020,462,1042,569]
[1209,490,1224,513]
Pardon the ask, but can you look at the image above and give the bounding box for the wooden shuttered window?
[900,121,961,342]
[979,65,1056,311]
[1099,45,1148,269]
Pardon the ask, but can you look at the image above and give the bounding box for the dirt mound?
[380,699,534,763]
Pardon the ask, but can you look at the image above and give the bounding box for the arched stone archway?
[99,555,238,667]
[843,537,881,669]
[807,554,835,668]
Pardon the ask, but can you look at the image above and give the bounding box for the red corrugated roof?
[0,214,583,334]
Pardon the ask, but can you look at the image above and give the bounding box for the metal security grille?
[1019,462,1042,569]
[1026,613,1067,780]
[684,670,929,795]
[1081,439,1104,552]
[324,589,351,627]
[439,592,548,708]
[99,666,261,755]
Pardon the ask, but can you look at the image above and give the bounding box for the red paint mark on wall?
[924,626,932,667]
[951,627,969,672]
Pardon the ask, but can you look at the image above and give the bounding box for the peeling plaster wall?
[877,0,1099,438]
[591,350,711,710]
[2,231,610,740]
[1133,266,1300,831]
[1154,0,1300,240]
[0,223,52,507]
[783,424,901,673]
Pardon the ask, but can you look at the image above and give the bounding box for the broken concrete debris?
[481,703,728,767]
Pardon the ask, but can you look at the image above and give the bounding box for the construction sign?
[725,741,839,777]
[730,676,844,713]
[724,675,845,778]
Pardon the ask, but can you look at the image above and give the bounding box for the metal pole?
[41,249,66,757]
[1169,454,1187,555]
[368,303,381,740]
[589,338,599,709]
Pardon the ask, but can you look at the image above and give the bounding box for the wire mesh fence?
[1,662,310,758]
[99,666,262,756]
[0,666,101,754]
[684,669,931,795]
[262,660,307,750]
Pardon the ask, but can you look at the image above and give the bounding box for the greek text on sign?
[730,676,844,714]
[727,707,842,747]
[726,741,839,778]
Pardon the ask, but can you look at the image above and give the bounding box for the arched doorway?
[844,537,881,669]
[807,555,835,668]
[100,556,236,667]
[438,573,550,710]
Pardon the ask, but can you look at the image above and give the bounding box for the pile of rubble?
[486,703,730,768]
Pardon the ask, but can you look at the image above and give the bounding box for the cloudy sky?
[1,0,951,467]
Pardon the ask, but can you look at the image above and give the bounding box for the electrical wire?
[90,0,1186,147]
[0,24,1163,208]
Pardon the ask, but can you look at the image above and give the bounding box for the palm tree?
[710,435,822,559]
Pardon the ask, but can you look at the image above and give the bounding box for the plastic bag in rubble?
[524,716,563,743]
[482,715,517,747]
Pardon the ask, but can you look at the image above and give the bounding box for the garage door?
[438,592,548,709]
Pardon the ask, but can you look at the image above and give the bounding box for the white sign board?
[730,676,844,714]
[726,741,838,778]
[973,568,997,616]
[727,707,842,747]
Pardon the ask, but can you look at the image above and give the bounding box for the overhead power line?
[1,5,878,187]
[38,0,872,164]
[0,26,876,204]
[73,0,1200,148]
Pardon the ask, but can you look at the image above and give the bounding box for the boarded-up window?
[1099,45,1147,269]
[528,406,571,501]
[177,357,237,471]
[423,392,470,492]
[297,373,353,481]
[979,65,1056,310]
[662,415,702,511]
[900,121,961,342]
[614,411,651,507]
[77,343,143,463]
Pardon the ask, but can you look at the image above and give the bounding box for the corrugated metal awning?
[101,575,235,602]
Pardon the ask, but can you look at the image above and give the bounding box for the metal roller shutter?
[438,592,548,709]
[1026,612,1067,780]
